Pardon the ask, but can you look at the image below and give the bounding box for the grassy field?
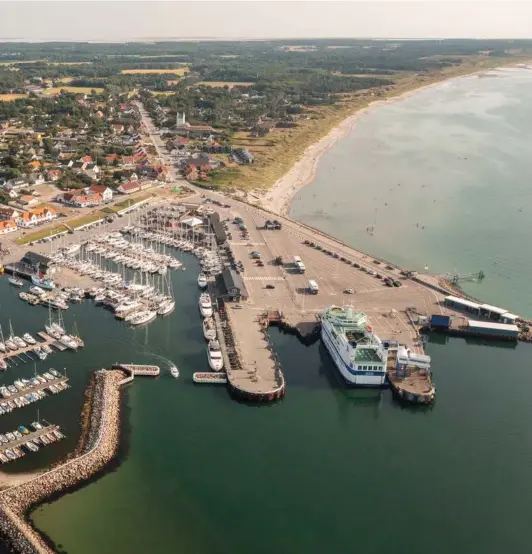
[0,94,27,102]
[149,91,174,96]
[68,213,105,229]
[196,81,255,88]
[56,77,74,84]
[42,86,104,95]
[121,68,188,75]
[15,224,68,245]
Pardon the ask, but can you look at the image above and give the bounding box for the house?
[0,220,17,235]
[17,206,57,228]
[82,169,100,181]
[105,153,118,163]
[111,124,125,134]
[5,177,29,190]
[46,169,62,182]
[0,207,21,221]
[19,195,39,207]
[8,189,20,199]
[117,181,141,195]
[80,156,93,164]
[87,184,113,203]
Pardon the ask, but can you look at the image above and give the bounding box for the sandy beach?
[258,69,505,216]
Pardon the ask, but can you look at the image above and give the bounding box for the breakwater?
[0,369,127,554]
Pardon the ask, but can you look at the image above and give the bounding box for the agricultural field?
[0,93,27,101]
[121,68,188,75]
[196,81,255,88]
[42,86,104,95]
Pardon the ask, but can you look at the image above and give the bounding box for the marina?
[0,423,64,465]
[0,370,69,415]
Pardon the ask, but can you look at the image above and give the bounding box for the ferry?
[199,293,213,318]
[31,274,55,290]
[197,273,208,289]
[207,339,224,371]
[320,306,388,387]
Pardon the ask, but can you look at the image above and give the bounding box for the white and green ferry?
[320,306,388,387]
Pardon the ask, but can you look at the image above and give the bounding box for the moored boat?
[202,317,217,341]
[207,339,224,371]
[197,273,208,289]
[199,293,213,318]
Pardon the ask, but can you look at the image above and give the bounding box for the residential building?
[19,195,39,207]
[17,206,57,228]
[5,177,29,190]
[87,184,113,203]
[0,207,21,220]
[46,169,62,182]
[117,181,141,195]
[0,220,17,235]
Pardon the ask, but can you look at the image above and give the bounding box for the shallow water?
[291,68,532,315]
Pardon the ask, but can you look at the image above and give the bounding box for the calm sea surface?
[292,68,532,316]
[4,69,532,554]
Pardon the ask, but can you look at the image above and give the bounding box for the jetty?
[114,364,160,377]
[0,425,64,465]
[0,375,69,416]
[193,372,228,384]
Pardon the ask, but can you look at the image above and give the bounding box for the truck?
[308,280,319,294]
[294,256,306,273]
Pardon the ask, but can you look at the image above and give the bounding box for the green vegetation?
[112,194,153,212]
[68,213,104,229]
[15,224,68,245]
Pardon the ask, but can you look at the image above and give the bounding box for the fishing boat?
[197,273,208,289]
[202,317,217,341]
[207,340,224,371]
[199,293,213,318]
[31,273,55,290]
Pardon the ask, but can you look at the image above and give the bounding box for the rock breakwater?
[0,368,127,553]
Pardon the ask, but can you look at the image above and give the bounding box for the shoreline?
[258,63,529,216]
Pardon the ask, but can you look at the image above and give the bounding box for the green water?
[291,68,532,316]
[11,69,532,554]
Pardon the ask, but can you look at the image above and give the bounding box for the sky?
[1,1,532,41]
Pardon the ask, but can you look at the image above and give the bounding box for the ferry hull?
[321,325,386,388]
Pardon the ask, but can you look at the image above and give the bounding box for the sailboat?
[8,268,24,287]
[5,321,18,351]
[0,324,6,353]
[45,303,65,338]
[157,271,175,316]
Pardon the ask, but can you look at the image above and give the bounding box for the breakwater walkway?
[0,368,126,554]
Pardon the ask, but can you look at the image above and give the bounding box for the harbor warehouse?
[467,320,519,340]
[208,213,227,245]
[215,268,248,301]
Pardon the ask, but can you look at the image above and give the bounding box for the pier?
[0,425,64,465]
[193,372,228,384]
[0,331,75,368]
[115,364,160,377]
[1,375,69,415]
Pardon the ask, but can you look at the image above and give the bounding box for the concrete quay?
[0,369,126,554]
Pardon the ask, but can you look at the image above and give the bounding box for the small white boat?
[170,365,179,378]
[8,276,24,287]
[29,286,45,297]
[202,318,217,341]
[130,310,157,326]
[207,340,224,371]
[197,273,208,289]
[5,340,17,351]
[59,334,78,350]
[157,300,175,316]
[22,333,36,345]
[13,336,27,349]
[199,293,213,318]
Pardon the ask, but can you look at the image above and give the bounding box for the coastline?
[258,63,529,216]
